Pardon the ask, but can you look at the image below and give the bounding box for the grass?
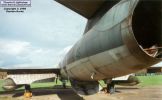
[137,75,162,87]
[0,75,162,92]
[31,80,71,89]
[0,80,3,91]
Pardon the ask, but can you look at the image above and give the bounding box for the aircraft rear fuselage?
[59,0,162,81]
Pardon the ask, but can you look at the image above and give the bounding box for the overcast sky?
[0,0,87,68]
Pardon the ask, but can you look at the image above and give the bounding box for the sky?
[0,0,87,68]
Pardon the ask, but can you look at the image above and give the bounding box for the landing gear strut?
[24,85,32,98]
[107,82,115,94]
[62,80,66,89]
[104,80,115,94]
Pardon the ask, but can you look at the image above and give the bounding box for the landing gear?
[60,78,67,89]
[62,81,66,89]
[104,80,115,94]
[107,83,115,94]
[24,85,32,98]
[59,77,67,89]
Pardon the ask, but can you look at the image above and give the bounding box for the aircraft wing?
[0,68,60,87]
[55,0,106,18]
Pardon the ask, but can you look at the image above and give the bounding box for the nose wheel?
[24,85,32,98]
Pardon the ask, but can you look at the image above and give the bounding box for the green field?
[0,75,162,92]
[0,80,3,91]
[137,75,162,87]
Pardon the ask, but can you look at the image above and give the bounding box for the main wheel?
[24,85,32,98]
[24,92,32,98]
[107,83,115,94]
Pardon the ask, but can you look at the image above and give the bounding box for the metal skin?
[113,75,140,86]
[2,78,23,91]
[59,0,162,81]
[2,77,55,91]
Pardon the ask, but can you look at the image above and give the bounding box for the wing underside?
[55,0,106,18]
[0,68,60,84]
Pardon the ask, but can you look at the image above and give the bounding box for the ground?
[0,86,162,100]
[0,75,162,100]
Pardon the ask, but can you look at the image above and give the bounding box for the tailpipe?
[132,0,162,58]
